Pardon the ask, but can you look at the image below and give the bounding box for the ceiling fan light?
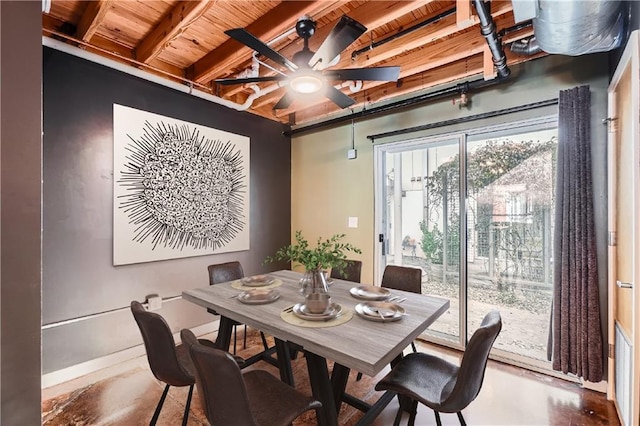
[290,72,323,94]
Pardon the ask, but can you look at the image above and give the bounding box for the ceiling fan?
[215,15,401,110]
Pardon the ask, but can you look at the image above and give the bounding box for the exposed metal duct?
[512,0,624,55]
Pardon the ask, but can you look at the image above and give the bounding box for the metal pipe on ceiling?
[351,7,456,61]
[283,77,506,137]
[511,37,542,55]
[473,0,510,78]
[366,98,559,142]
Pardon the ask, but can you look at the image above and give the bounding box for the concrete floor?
[42,328,620,426]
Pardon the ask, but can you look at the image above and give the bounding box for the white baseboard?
[41,320,219,390]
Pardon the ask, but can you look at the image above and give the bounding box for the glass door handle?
[616,280,633,289]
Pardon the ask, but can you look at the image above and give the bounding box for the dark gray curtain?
[552,85,603,382]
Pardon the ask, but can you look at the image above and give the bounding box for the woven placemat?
[280,305,354,328]
[230,278,283,291]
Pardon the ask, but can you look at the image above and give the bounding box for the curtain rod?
[367,98,559,142]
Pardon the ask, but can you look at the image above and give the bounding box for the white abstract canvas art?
[113,104,250,265]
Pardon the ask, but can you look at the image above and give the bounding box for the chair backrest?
[330,259,363,283]
[208,261,244,285]
[381,265,422,294]
[441,310,502,412]
[130,301,193,386]
[182,329,257,426]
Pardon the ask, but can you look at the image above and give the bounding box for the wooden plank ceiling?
[42,0,544,126]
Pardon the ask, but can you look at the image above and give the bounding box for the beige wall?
[292,53,610,287]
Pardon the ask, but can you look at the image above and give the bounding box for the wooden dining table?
[182,269,449,426]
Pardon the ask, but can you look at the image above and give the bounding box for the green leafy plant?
[419,221,443,263]
[265,231,361,272]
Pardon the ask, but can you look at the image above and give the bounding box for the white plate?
[292,302,343,321]
[241,275,275,287]
[349,285,391,301]
[237,288,280,304]
[355,301,405,322]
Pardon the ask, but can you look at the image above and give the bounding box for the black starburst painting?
[113,105,250,265]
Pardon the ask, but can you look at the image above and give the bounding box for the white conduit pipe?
[43,36,250,112]
[347,80,363,93]
[237,81,287,111]
[41,295,183,330]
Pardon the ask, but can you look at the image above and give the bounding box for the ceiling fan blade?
[309,15,367,69]
[324,86,355,109]
[225,28,298,71]
[273,92,294,110]
[323,66,401,82]
[215,75,287,85]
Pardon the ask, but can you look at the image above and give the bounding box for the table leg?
[330,363,350,413]
[274,338,295,386]
[214,316,234,351]
[305,352,338,426]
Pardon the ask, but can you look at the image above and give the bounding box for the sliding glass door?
[374,116,558,367]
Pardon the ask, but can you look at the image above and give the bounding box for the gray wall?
[1,1,43,424]
[42,48,292,373]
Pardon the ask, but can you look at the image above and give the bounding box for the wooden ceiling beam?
[191,1,347,84]
[456,0,475,29]
[135,1,213,64]
[251,7,517,111]
[76,0,115,42]
[351,0,512,68]
[211,0,427,98]
[274,0,430,63]
[270,13,524,118]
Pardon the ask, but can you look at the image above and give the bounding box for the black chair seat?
[375,310,502,426]
[375,353,459,411]
[181,329,321,426]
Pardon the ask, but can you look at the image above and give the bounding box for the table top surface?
[183,269,450,376]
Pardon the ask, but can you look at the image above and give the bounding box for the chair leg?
[457,411,467,426]
[392,406,403,426]
[150,384,170,425]
[181,384,194,426]
[411,341,417,353]
[356,372,363,381]
[243,324,247,349]
[434,411,442,426]
[233,324,237,355]
[408,399,418,426]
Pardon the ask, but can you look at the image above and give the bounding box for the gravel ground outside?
[402,253,554,362]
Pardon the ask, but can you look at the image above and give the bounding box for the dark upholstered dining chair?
[330,259,363,283]
[382,264,422,353]
[180,329,322,426]
[381,264,422,294]
[130,300,224,426]
[355,264,423,381]
[207,261,270,356]
[375,310,502,426]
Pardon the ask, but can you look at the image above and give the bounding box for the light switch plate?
[348,216,358,228]
[347,149,357,159]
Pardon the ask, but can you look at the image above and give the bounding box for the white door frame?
[607,30,640,426]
